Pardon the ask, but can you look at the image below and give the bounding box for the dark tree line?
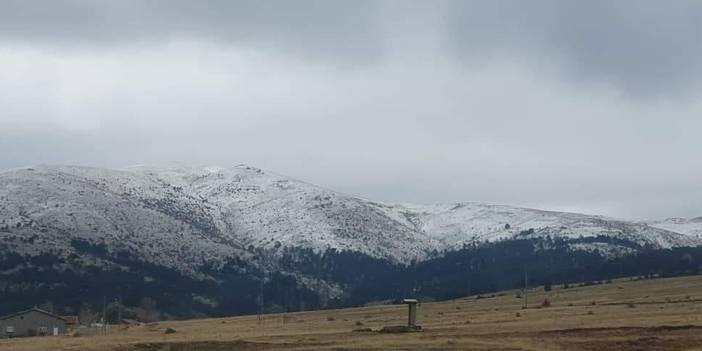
[1,237,701,319]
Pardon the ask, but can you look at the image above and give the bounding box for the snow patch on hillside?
[647,217,702,239]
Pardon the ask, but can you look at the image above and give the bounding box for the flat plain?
[2,275,702,351]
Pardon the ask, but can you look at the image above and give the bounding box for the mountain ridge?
[2,163,700,271]
[2,163,702,317]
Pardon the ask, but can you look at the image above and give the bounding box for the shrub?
[164,328,176,334]
[355,321,364,326]
[541,298,551,307]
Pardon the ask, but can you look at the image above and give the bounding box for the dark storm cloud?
[3,1,702,94]
[0,0,382,63]
[446,0,702,96]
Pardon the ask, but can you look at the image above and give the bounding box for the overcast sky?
[1,0,701,219]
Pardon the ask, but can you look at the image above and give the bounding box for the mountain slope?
[127,164,440,263]
[1,164,699,272]
[647,217,702,239]
[129,164,701,260]
[1,164,701,317]
[0,165,255,277]
[373,202,701,251]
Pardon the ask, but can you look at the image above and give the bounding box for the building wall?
[0,310,66,337]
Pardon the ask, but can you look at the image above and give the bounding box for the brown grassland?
[2,275,702,350]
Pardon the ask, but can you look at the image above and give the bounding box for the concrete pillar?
[403,299,418,328]
[408,303,416,327]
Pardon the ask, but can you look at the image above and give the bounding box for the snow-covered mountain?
[373,202,701,254]
[2,164,701,317]
[0,165,253,278]
[1,164,700,275]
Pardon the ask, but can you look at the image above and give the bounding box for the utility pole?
[523,266,528,309]
[102,296,107,335]
[257,276,264,324]
[117,297,122,324]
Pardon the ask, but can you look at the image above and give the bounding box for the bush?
[541,298,551,308]
[355,321,364,326]
[327,316,335,321]
[164,328,176,334]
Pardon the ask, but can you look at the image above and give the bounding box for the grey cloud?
[446,0,702,96]
[0,0,383,64]
[4,1,702,94]
[1,1,702,220]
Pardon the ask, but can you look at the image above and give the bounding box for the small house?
[0,307,66,337]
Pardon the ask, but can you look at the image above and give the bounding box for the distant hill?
[0,164,700,318]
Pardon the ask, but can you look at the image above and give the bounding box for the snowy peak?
[127,164,440,262]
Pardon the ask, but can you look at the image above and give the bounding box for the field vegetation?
[1,275,702,350]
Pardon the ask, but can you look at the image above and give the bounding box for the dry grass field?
[2,275,702,351]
